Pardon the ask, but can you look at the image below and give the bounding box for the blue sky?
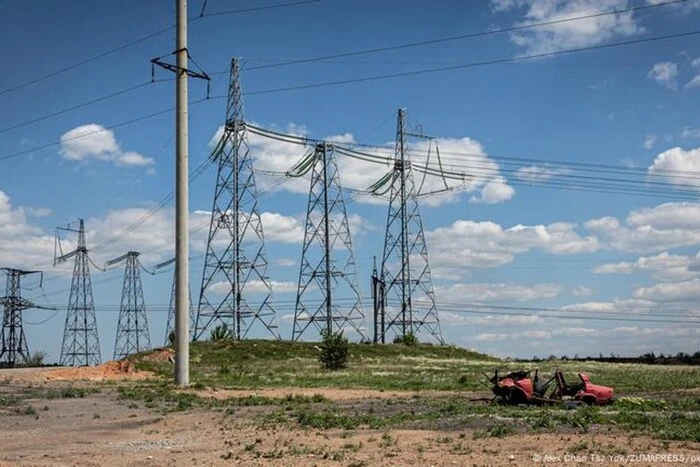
[1,0,700,362]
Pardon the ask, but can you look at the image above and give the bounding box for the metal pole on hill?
[175,0,190,386]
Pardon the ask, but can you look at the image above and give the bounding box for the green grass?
[123,340,700,441]
[132,340,700,393]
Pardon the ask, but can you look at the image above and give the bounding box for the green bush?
[24,351,47,367]
[210,325,232,341]
[319,330,349,371]
[393,332,418,346]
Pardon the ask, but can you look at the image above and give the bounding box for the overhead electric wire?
[0,80,162,135]
[0,99,211,162]
[415,300,700,320]
[226,0,687,73]
[412,303,700,325]
[227,29,700,97]
[0,0,320,98]
[249,122,700,183]
[245,127,699,198]
[201,0,319,18]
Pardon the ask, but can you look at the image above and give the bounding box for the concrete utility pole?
[175,0,189,386]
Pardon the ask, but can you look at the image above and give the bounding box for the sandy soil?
[0,368,698,466]
[0,361,153,383]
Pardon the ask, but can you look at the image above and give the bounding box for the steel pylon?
[164,268,194,345]
[378,109,443,344]
[109,252,151,359]
[293,143,368,341]
[0,268,47,368]
[57,219,102,366]
[194,58,279,340]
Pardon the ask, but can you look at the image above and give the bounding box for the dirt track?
[1,367,699,466]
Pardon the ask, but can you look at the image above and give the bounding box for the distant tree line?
[516,351,700,366]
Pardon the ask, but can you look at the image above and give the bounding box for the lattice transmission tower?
[0,268,50,368]
[55,219,102,366]
[292,143,367,341]
[378,109,443,344]
[108,251,151,359]
[160,257,194,345]
[195,58,279,340]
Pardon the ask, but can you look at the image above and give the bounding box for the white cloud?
[626,202,700,229]
[647,62,679,90]
[643,134,657,150]
[260,212,306,244]
[211,125,515,207]
[560,298,655,314]
[426,219,598,277]
[647,147,700,188]
[492,0,642,56]
[515,165,570,182]
[634,278,700,302]
[586,202,700,253]
[680,126,700,139]
[470,176,515,203]
[115,151,155,167]
[436,282,562,303]
[208,279,297,295]
[685,74,700,89]
[593,251,700,281]
[572,285,594,296]
[0,191,55,268]
[59,124,154,167]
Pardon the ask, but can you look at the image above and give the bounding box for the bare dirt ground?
[1,368,699,466]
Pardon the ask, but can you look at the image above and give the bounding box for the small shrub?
[210,325,232,341]
[319,329,348,371]
[393,332,418,346]
[24,351,47,367]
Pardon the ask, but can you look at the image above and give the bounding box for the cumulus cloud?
[491,0,642,56]
[208,279,297,295]
[680,126,700,139]
[436,282,563,303]
[59,124,154,167]
[648,62,679,90]
[515,165,571,182]
[426,219,598,277]
[0,191,55,268]
[634,278,700,302]
[210,124,515,207]
[572,285,594,296]
[560,298,656,314]
[643,134,658,150]
[470,176,515,204]
[260,212,306,243]
[647,147,700,188]
[586,202,700,253]
[593,251,700,281]
[626,202,700,229]
[685,74,700,89]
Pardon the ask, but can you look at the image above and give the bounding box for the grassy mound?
[133,339,498,391]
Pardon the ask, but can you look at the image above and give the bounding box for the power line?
[421,300,700,320]
[201,0,319,18]
[215,0,686,73]
[247,124,700,199]
[419,303,700,326]
[234,29,700,96]
[0,0,320,98]
[0,97,211,162]
[0,81,161,135]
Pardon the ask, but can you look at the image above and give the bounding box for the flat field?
[0,340,698,466]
